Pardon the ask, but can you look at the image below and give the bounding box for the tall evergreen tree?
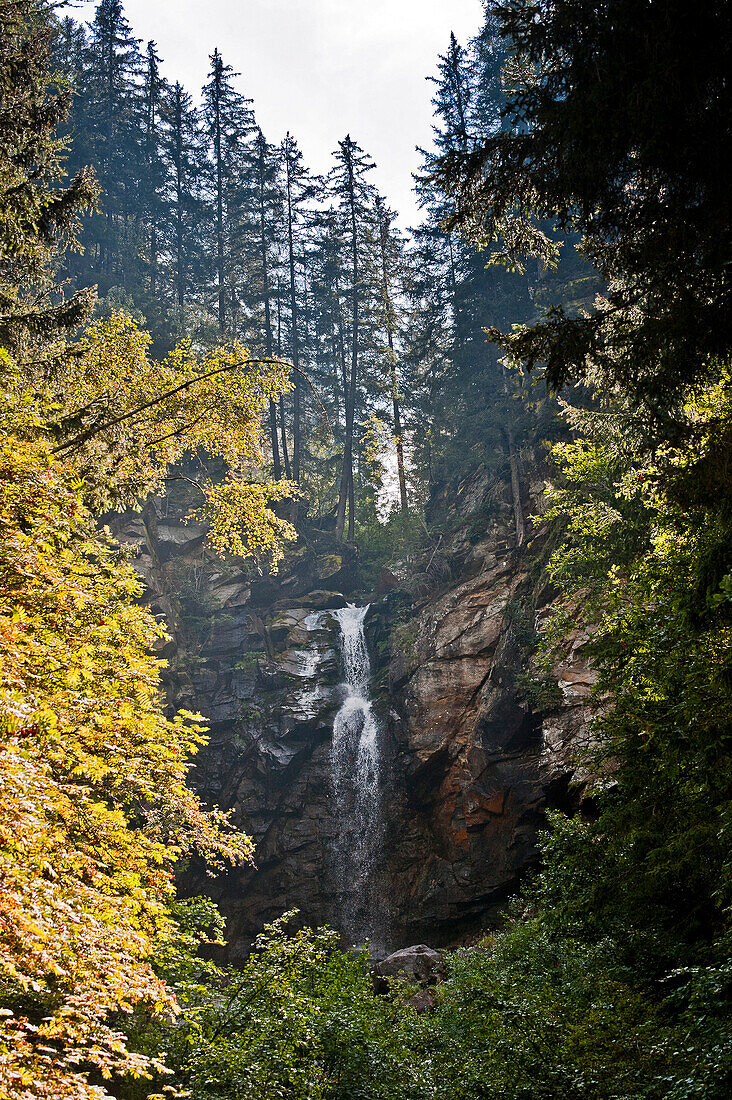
[70,0,144,292]
[281,131,314,481]
[252,128,284,477]
[329,135,375,541]
[412,28,536,503]
[163,80,204,311]
[0,0,97,349]
[433,0,732,412]
[201,48,256,333]
[141,39,166,301]
[375,196,409,514]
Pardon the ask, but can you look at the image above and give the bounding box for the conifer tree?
[281,131,314,481]
[71,0,144,291]
[330,135,375,540]
[434,0,732,409]
[163,79,204,311]
[413,30,535,493]
[54,13,87,75]
[252,128,284,477]
[375,196,408,513]
[142,39,166,301]
[274,272,292,478]
[201,48,256,333]
[0,0,97,349]
[308,206,348,437]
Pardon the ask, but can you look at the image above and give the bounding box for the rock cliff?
[380,464,596,945]
[114,463,595,956]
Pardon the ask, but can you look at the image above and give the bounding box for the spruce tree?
[201,48,256,333]
[329,135,375,540]
[413,29,535,493]
[142,39,166,302]
[375,196,408,514]
[71,0,144,293]
[0,0,97,349]
[281,131,314,481]
[433,0,732,410]
[163,80,204,311]
[252,128,285,477]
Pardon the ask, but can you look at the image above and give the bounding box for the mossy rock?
[314,553,343,580]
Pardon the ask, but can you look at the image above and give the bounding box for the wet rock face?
[377,467,596,946]
[116,467,594,957]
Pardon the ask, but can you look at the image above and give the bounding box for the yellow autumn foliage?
[28,312,299,569]
[0,314,296,1097]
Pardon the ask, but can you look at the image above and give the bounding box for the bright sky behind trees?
[71,0,483,225]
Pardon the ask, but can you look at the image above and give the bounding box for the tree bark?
[212,53,226,332]
[335,142,359,541]
[145,46,159,299]
[284,137,302,481]
[275,278,291,479]
[377,200,408,514]
[500,362,525,548]
[173,85,185,308]
[257,135,281,479]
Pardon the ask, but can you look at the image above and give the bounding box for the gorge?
[113,458,595,958]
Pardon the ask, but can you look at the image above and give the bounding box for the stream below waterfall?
[330,603,385,949]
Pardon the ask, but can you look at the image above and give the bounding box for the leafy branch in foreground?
[0,4,298,1092]
[0,419,253,1097]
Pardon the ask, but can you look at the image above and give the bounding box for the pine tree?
[375,196,408,513]
[281,131,314,481]
[71,0,144,292]
[274,273,292,479]
[411,28,535,498]
[433,0,732,408]
[0,0,97,349]
[163,80,204,311]
[252,128,285,477]
[308,206,348,437]
[329,135,375,541]
[201,48,256,333]
[142,39,166,301]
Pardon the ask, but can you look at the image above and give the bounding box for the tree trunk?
[213,54,226,332]
[347,463,355,542]
[335,145,359,541]
[257,137,281,479]
[146,48,159,299]
[505,423,525,548]
[377,201,408,514]
[173,85,185,308]
[500,362,525,548]
[276,278,291,479]
[285,139,301,481]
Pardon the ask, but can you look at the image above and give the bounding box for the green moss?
[234,650,265,670]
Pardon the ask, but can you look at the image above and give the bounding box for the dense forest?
[1,0,731,1097]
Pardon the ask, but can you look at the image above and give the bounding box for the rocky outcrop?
[380,464,596,945]
[113,462,595,957]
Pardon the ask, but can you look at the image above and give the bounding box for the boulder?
[408,988,437,1013]
[374,944,442,984]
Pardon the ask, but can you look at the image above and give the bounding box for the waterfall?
[330,603,384,948]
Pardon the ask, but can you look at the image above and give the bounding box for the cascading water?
[330,603,385,948]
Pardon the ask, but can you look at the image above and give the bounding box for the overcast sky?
[70,0,483,226]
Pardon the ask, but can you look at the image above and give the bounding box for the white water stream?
[330,603,384,947]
